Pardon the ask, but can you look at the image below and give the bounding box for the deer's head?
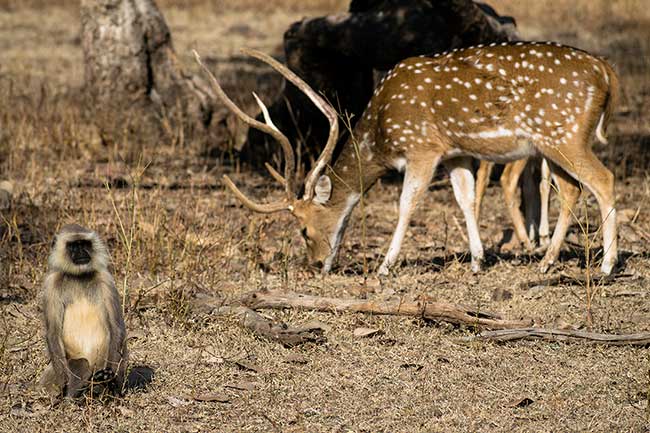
[195,49,344,271]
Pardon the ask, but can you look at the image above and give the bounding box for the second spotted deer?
[198,41,619,276]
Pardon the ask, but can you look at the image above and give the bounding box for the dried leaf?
[224,381,258,391]
[194,392,231,403]
[234,359,261,373]
[284,353,308,364]
[492,287,513,301]
[301,320,331,332]
[203,354,224,365]
[10,402,35,418]
[400,363,423,371]
[117,406,135,417]
[167,396,192,407]
[127,329,145,340]
[354,327,383,338]
[508,397,535,408]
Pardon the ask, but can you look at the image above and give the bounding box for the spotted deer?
[195,41,619,276]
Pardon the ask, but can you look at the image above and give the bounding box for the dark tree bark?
[243,0,519,169]
[80,0,217,147]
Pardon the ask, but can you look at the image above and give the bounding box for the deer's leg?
[522,159,541,243]
[539,164,580,273]
[551,149,617,274]
[447,157,484,272]
[500,158,534,251]
[378,157,440,275]
[474,160,494,221]
[538,158,551,247]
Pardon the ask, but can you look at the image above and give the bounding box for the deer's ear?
[313,175,332,205]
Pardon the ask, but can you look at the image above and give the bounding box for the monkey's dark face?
[66,240,93,265]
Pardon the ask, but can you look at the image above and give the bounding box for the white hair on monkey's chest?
[62,297,110,369]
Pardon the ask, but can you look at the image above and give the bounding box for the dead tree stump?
[243,0,519,169]
[80,0,217,149]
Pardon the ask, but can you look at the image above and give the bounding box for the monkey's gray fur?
[39,224,128,398]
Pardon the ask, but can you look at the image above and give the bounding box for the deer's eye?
[301,227,308,238]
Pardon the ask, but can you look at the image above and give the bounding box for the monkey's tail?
[596,60,620,145]
[125,366,155,392]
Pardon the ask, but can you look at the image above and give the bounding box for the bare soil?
[1,1,649,432]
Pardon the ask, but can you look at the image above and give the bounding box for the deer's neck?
[327,123,385,208]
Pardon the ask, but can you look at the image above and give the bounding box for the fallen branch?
[242,290,533,330]
[462,328,650,346]
[192,297,326,347]
[519,272,642,290]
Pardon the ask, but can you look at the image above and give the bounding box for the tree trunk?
[80,0,217,149]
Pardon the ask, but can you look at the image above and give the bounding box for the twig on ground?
[462,328,650,346]
[519,272,642,290]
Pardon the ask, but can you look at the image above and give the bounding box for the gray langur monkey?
[39,224,128,398]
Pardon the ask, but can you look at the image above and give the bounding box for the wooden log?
[463,328,650,346]
[242,290,533,330]
[193,298,326,347]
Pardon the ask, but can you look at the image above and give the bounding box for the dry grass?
[1,1,650,431]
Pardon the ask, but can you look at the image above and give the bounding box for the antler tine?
[251,92,294,194]
[264,162,287,187]
[222,175,290,213]
[193,50,295,201]
[242,48,339,201]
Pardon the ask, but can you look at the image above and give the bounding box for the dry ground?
[1,0,650,431]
